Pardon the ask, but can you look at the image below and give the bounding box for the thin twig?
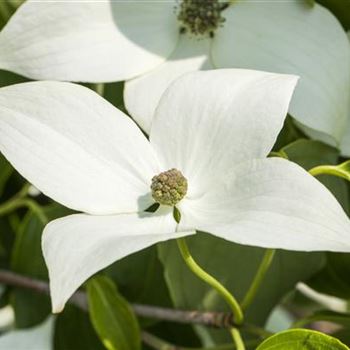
[0,269,87,310]
[0,269,270,340]
[241,249,276,311]
[0,269,236,328]
[134,304,235,329]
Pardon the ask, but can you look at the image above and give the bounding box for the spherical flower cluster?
[151,168,188,206]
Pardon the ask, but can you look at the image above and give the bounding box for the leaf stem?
[176,238,245,350]
[241,249,276,311]
[268,150,288,159]
[308,166,334,177]
[230,328,245,350]
[176,238,243,325]
[308,164,350,181]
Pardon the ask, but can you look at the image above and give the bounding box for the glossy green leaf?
[54,305,105,350]
[87,275,141,350]
[256,329,349,349]
[293,310,350,328]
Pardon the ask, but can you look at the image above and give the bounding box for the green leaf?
[293,310,350,329]
[54,305,105,350]
[87,275,141,350]
[307,253,350,299]
[105,245,172,307]
[11,212,47,278]
[281,139,340,167]
[10,212,50,328]
[256,329,349,349]
[10,203,72,328]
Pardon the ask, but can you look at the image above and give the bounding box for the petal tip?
[51,305,64,314]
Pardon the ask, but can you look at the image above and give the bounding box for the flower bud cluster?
[177,0,229,37]
[151,168,188,206]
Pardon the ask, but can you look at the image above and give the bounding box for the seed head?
[177,0,229,37]
[151,169,188,206]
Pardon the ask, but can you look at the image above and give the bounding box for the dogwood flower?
[0,1,349,148]
[0,70,350,314]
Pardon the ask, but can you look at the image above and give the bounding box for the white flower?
[338,31,350,156]
[0,69,350,313]
[0,317,53,350]
[0,1,349,149]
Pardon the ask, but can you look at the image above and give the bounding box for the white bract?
[339,31,350,156]
[0,317,53,350]
[0,70,350,313]
[0,1,349,149]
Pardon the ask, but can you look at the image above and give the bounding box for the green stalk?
[230,328,245,350]
[176,238,245,350]
[176,237,243,324]
[241,249,275,311]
